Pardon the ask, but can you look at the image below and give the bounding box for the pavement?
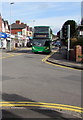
[48,46,83,70]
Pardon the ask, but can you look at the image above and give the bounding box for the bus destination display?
[35,35,47,38]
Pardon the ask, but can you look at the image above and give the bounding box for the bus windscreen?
[34,27,49,33]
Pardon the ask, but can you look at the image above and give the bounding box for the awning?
[0,32,7,38]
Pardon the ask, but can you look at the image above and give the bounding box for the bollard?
[75,45,82,62]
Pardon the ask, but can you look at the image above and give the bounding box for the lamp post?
[10,2,14,51]
[33,20,35,27]
[60,29,62,45]
[67,25,70,60]
[32,20,35,33]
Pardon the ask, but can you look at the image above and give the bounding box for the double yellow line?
[42,50,82,71]
[0,53,24,59]
[0,47,32,59]
[0,101,83,113]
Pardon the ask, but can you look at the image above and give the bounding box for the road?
[0,48,82,119]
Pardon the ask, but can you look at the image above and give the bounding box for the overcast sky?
[0,1,82,34]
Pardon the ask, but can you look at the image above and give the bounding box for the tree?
[57,31,60,38]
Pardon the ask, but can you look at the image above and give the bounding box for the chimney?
[16,20,20,24]
[21,23,24,25]
[27,26,29,31]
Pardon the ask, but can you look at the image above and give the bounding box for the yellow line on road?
[19,48,31,50]
[45,59,78,70]
[42,51,82,71]
[0,101,82,110]
[6,53,15,56]
[42,52,54,62]
[0,47,31,59]
[0,53,25,59]
[0,104,83,113]
[0,101,83,113]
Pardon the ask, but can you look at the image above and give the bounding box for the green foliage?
[62,20,77,39]
[70,38,77,48]
[70,36,83,49]
[57,31,60,37]
[77,37,83,47]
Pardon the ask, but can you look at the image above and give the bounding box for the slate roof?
[11,23,27,29]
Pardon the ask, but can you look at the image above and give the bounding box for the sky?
[0,1,82,34]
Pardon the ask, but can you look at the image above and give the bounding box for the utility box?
[69,49,75,61]
[75,45,82,62]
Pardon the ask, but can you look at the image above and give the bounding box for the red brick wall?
[75,45,82,62]
[11,29,22,34]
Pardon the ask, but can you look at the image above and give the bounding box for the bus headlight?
[45,47,49,50]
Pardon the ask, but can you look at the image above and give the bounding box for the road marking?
[1,104,82,113]
[0,101,83,113]
[19,48,31,50]
[0,47,31,59]
[0,53,25,59]
[6,53,15,56]
[1,101,82,109]
[42,50,82,71]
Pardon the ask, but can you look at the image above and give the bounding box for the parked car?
[27,39,32,47]
[54,41,61,47]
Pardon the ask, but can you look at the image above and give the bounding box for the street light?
[33,20,35,28]
[67,25,70,60]
[32,20,35,33]
[10,2,14,51]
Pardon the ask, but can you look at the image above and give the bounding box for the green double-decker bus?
[32,26,52,53]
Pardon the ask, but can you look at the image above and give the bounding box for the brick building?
[11,20,33,37]
[11,20,33,47]
[11,20,27,35]
[2,19,10,33]
[0,13,10,33]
